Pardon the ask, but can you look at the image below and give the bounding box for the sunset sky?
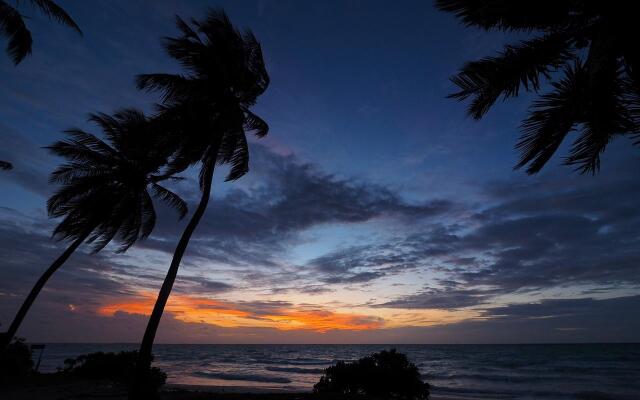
[0,0,639,344]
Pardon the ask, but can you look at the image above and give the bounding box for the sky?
[0,0,639,344]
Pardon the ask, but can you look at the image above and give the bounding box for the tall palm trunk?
[0,233,88,349]
[131,159,216,396]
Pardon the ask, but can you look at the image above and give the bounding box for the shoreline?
[163,384,471,400]
[165,384,310,394]
[0,376,472,400]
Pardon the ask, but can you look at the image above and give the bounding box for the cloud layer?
[1,140,639,343]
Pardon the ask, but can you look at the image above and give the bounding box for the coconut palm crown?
[0,109,187,350]
[136,8,270,182]
[46,109,187,252]
[437,0,640,174]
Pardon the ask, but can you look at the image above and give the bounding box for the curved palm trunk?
[131,160,216,397]
[0,233,87,349]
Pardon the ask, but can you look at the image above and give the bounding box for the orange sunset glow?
[98,292,384,332]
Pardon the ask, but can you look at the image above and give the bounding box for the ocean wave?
[254,357,331,366]
[286,360,333,366]
[429,383,563,399]
[265,366,324,374]
[423,372,567,383]
[574,391,632,400]
[192,371,292,384]
[430,384,617,400]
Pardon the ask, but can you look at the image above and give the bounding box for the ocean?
[36,343,639,399]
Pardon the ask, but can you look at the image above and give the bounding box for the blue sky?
[0,0,639,343]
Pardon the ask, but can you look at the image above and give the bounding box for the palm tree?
[0,0,81,64]
[436,0,640,174]
[130,9,269,393]
[0,109,187,349]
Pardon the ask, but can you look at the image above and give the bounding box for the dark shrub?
[62,351,166,393]
[0,337,33,380]
[314,349,429,400]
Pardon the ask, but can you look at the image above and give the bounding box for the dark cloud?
[128,144,455,286]
[318,165,640,309]
[174,276,235,294]
[378,281,499,309]
[397,295,640,344]
[1,136,639,343]
[324,271,386,284]
[481,295,640,321]
[233,300,293,316]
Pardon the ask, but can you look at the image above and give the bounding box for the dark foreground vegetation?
[0,338,32,381]
[314,349,429,400]
[0,346,430,400]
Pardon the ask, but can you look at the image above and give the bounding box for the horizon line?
[30,341,640,346]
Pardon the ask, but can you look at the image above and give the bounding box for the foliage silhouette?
[0,0,81,64]
[62,351,166,392]
[0,337,33,381]
[314,349,430,400]
[437,0,640,174]
[0,109,186,349]
[130,9,269,398]
[0,160,12,170]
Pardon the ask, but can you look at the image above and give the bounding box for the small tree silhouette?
[0,337,33,381]
[63,351,166,393]
[314,349,430,400]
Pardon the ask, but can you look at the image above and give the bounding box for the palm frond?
[0,0,32,64]
[219,129,249,181]
[565,61,634,174]
[435,0,573,31]
[450,33,572,119]
[0,160,13,170]
[140,190,157,239]
[174,15,200,41]
[88,110,146,143]
[163,35,209,75]
[199,146,217,188]
[516,63,586,174]
[118,192,145,253]
[49,162,111,184]
[46,129,119,165]
[243,109,269,137]
[29,0,81,34]
[151,183,188,218]
[135,73,191,103]
[47,110,183,250]
[241,31,270,100]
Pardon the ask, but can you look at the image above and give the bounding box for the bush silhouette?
[62,351,166,392]
[0,337,33,381]
[314,349,429,400]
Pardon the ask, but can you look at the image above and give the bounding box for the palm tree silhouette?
[0,109,186,349]
[130,10,269,393]
[0,0,81,64]
[436,0,640,174]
